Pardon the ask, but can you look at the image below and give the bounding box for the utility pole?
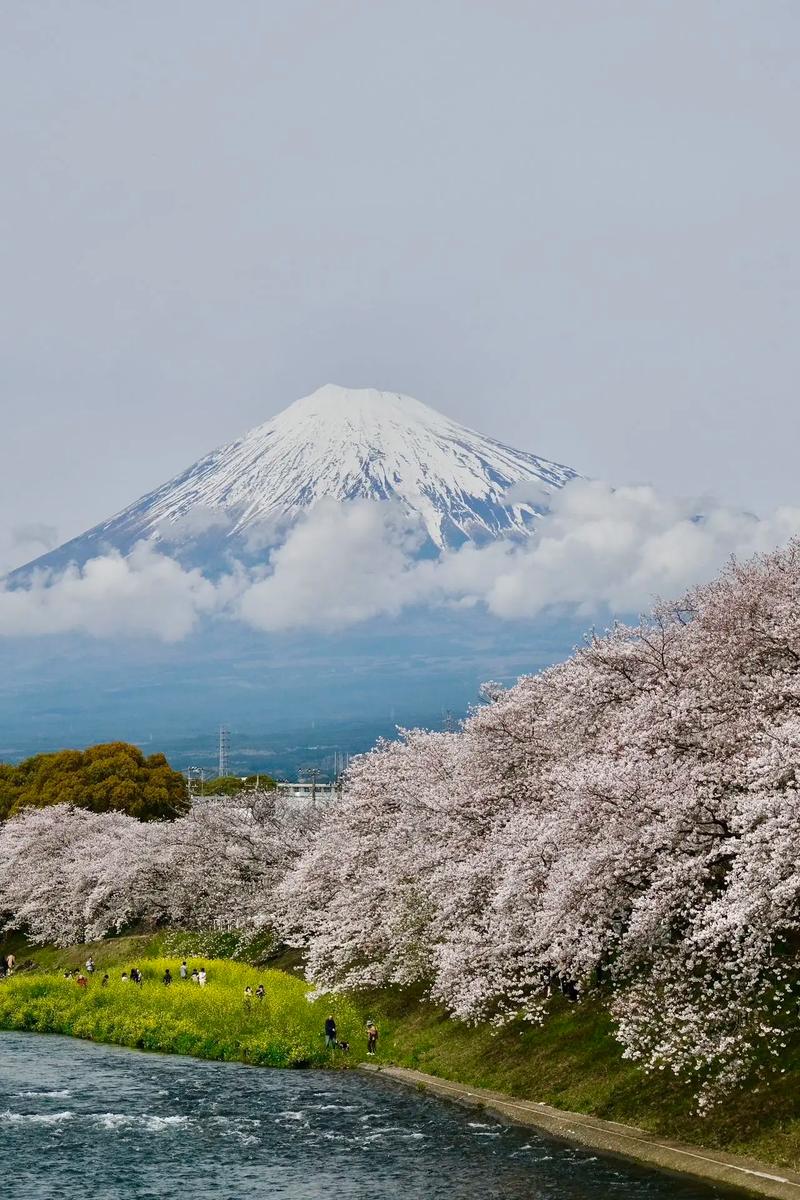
[218,726,230,778]
[300,765,322,805]
[187,766,207,798]
[333,751,348,795]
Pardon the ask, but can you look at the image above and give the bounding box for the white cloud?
[156,506,233,541]
[238,499,426,632]
[0,523,59,575]
[502,479,557,509]
[0,543,238,641]
[2,482,800,640]
[467,482,800,619]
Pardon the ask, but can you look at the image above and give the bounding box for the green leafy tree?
[0,743,189,822]
[198,774,276,797]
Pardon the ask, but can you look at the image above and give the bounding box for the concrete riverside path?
[358,1063,800,1199]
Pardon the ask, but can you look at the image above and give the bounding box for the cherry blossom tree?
[0,805,144,944]
[0,790,313,947]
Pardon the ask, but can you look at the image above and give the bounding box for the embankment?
[361,1063,800,1200]
[368,983,800,1175]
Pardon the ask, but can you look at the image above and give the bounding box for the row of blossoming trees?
[0,792,312,948]
[278,542,800,1106]
[1,542,799,1104]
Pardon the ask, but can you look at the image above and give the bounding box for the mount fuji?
[14,385,578,578]
[1,385,589,763]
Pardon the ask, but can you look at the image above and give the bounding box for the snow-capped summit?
[14,385,579,576]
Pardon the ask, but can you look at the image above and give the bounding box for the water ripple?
[0,1032,739,1200]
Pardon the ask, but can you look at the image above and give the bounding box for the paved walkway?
[358,1063,800,1199]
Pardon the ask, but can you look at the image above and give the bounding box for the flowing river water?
[0,1032,741,1199]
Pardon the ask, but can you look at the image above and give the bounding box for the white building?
[276,780,338,806]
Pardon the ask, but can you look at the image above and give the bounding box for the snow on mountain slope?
[14,385,579,576]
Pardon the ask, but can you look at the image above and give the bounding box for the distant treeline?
[195,774,276,798]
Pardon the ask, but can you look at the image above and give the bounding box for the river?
[0,1032,739,1199]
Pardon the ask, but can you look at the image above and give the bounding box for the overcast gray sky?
[1,1,798,570]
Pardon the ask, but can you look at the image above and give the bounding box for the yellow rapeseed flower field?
[0,958,365,1067]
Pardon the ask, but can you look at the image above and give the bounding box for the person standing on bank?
[324,1014,337,1049]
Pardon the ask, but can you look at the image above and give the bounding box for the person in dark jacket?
[324,1015,337,1049]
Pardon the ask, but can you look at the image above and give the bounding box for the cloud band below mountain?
[2,481,799,640]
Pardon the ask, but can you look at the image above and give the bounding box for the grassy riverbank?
[3,932,800,1171]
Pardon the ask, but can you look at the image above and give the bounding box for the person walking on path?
[366,1020,379,1056]
[163,968,173,986]
[198,968,207,987]
[324,1015,337,1050]
[179,961,188,981]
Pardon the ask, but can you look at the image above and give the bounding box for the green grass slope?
[368,985,800,1172]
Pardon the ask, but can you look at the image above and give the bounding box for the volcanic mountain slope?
[14,385,579,576]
